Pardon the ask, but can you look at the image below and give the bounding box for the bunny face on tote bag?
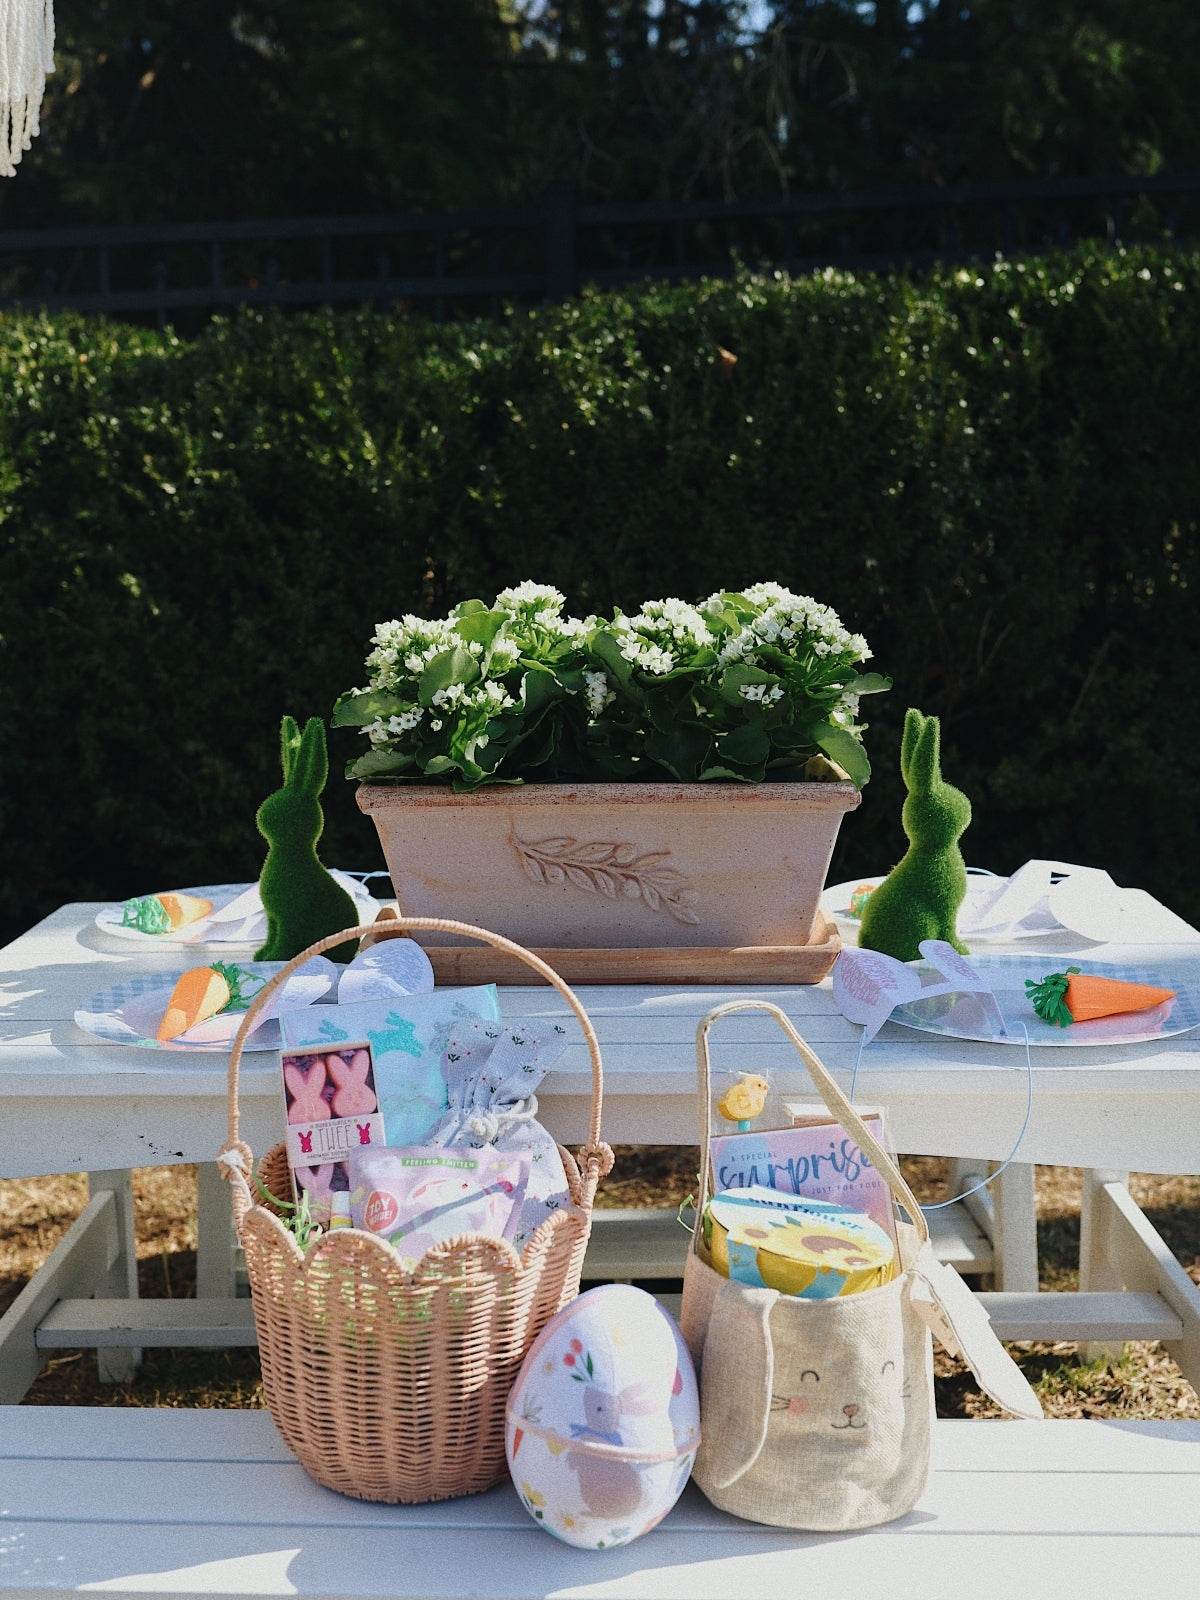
[683,1239,934,1530]
[680,1000,1042,1533]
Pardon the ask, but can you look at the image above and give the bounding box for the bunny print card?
[278,986,501,1220]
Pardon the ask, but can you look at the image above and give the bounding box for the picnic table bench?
[0,1408,1198,1599]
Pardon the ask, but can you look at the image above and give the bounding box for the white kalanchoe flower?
[488,642,521,674]
[584,668,617,717]
[495,581,567,614]
[430,683,466,708]
[712,584,871,667]
[742,581,792,607]
[610,596,715,676]
[618,635,676,674]
[365,613,458,687]
[554,614,591,640]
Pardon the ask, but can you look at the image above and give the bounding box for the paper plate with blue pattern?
[890,955,1200,1047]
[75,958,337,1051]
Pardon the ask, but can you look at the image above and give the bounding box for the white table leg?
[1080,1167,1130,1363]
[0,1189,119,1402]
[195,1162,238,1301]
[948,1160,1039,1292]
[990,1163,1039,1293]
[1091,1177,1200,1392]
[87,1171,141,1383]
[1078,1168,1200,1390]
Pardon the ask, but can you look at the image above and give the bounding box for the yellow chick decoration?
[717,1073,771,1132]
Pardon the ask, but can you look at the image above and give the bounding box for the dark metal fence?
[3,172,1200,326]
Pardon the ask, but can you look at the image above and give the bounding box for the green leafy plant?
[333,580,888,788]
[331,582,590,788]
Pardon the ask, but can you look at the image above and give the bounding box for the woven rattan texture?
[224,917,608,1504]
[242,1187,591,1500]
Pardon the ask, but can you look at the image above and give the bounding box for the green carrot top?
[210,961,264,1012]
[1024,967,1081,1028]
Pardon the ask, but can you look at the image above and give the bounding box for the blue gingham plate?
[94,875,379,945]
[74,958,337,1051]
[891,955,1200,1047]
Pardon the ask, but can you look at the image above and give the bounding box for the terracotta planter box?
[357,781,860,983]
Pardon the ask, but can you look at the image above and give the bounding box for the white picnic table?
[2,901,1200,1395]
[0,1408,1198,1599]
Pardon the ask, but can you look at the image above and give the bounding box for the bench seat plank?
[0,1412,1198,1598]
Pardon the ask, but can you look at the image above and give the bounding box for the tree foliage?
[6,3,1200,227]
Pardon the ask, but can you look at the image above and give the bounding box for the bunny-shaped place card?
[834,940,1007,1043]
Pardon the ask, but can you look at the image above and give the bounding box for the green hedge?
[2,247,1198,944]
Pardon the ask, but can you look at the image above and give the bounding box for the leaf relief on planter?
[331,580,889,790]
[513,835,701,925]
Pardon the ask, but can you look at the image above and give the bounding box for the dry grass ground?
[3,1152,1198,1417]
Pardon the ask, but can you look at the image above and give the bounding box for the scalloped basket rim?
[239,1171,591,1284]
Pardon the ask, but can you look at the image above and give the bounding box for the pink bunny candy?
[326,1048,377,1117]
[284,1057,332,1124]
[293,1163,336,1225]
[294,1163,335,1197]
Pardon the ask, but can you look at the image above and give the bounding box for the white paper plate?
[889,955,1200,1047]
[74,958,338,1051]
[95,875,379,946]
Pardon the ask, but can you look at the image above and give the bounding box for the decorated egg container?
[505,1283,700,1550]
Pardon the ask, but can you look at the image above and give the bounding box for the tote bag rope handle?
[217,918,611,1221]
[694,999,929,1248]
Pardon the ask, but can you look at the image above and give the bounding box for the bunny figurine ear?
[279,715,302,784]
[899,707,924,788]
[906,714,940,794]
[292,717,330,798]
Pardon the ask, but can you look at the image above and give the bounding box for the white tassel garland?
[1,0,54,177]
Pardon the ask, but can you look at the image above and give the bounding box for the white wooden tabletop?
[3,903,1200,1177]
[0,1408,1198,1598]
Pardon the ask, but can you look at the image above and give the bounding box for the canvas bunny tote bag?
[679,999,1042,1533]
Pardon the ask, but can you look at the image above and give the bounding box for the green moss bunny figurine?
[857,707,971,963]
[255,716,360,963]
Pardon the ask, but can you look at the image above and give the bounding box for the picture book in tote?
[708,1102,898,1252]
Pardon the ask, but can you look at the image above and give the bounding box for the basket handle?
[694,998,929,1247]
[217,917,611,1213]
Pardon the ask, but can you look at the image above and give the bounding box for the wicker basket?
[217,917,613,1504]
